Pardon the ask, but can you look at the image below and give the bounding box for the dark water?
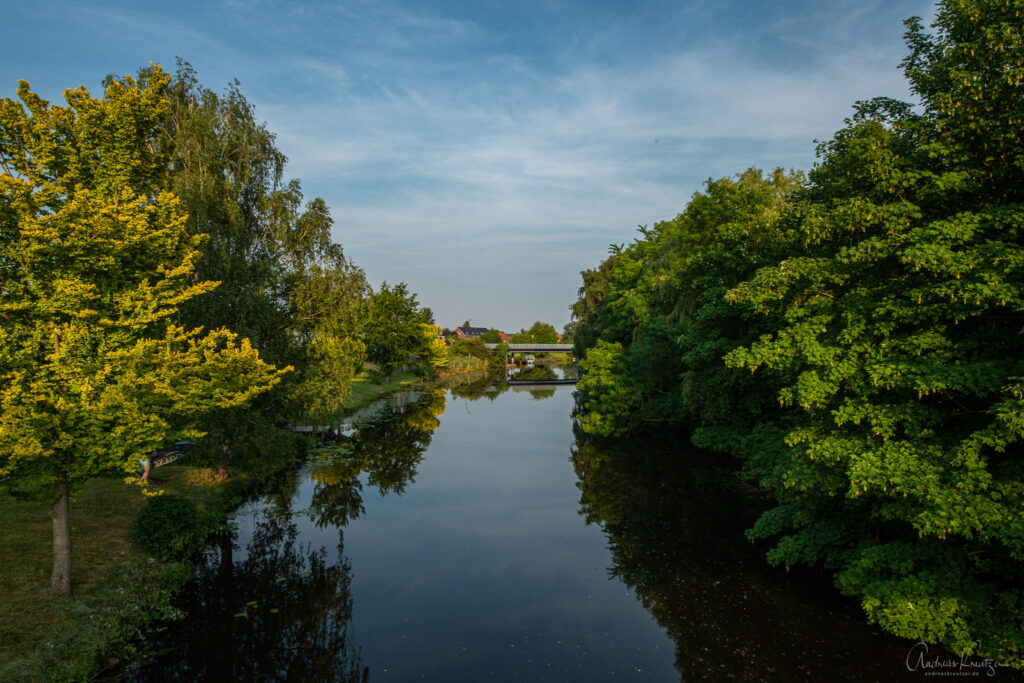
[132,384,1020,681]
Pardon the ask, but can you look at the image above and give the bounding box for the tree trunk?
[50,480,71,596]
[217,439,232,482]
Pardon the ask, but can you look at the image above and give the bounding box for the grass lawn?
[0,466,245,680]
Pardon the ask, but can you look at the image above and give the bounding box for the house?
[454,326,490,340]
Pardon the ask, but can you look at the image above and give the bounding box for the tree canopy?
[146,61,371,477]
[571,0,1024,666]
[363,282,437,379]
[508,321,560,344]
[0,67,284,595]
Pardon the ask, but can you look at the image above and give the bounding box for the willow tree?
[0,68,285,595]
[147,62,370,476]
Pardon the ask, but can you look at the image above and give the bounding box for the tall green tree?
[0,69,284,595]
[571,0,1024,664]
[479,329,503,343]
[143,62,369,476]
[723,2,1024,663]
[572,168,802,437]
[526,321,559,343]
[363,282,435,380]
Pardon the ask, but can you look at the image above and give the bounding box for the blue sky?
[2,0,935,331]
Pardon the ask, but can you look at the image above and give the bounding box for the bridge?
[483,343,574,353]
[484,343,576,378]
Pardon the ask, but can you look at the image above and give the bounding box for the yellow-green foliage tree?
[0,68,286,596]
[422,324,449,372]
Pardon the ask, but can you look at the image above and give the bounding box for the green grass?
[0,466,249,681]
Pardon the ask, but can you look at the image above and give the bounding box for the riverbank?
[0,369,457,681]
[344,370,424,414]
[0,467,254,681]
[438,354,491,376]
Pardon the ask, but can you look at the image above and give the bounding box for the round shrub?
[130,494,206,560]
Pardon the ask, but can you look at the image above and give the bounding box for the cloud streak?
[1,0,936,329]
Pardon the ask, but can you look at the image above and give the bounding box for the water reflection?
[308,388,445,528]
[571,429,930,682]
[515,366,558,382]
[446,371,497,400]
[125,385,963,681]
[136,511,368,682]
[444,366,573,403]
[134,391,450,681]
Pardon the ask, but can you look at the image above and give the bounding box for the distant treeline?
[572,1,1023,667]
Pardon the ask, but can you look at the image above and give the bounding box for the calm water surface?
[133,382,1012,681]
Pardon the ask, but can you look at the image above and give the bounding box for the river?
[130,381,1009,681]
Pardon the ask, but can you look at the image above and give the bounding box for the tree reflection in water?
[443,367,566,403]
[446,371,499,400]
[571,428,920,682]
[308,388,446,528]
[515,366,558,382]
[136,511,367,682]
[135,390,450,681]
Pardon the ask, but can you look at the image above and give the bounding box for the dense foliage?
[363,282,441,379]
[133,61,373,479]
[0,63,439,596]
[508,321,559,343]
[449,337,492,362]
[572,0,1023,666]
[574,167,803,439]
[130,494,207,560]
[0,68,284,594]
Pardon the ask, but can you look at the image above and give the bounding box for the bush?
[130,494,206,560]
[449,337,491,360]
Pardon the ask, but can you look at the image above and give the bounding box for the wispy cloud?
[1,0,935,329]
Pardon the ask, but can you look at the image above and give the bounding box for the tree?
[449,337,491,361]
[571,168,802,436]
[561,320,579,344]
[148,61,369,476]
[0,69,285,595]
[422,324,448,373]
[508,329,532,343]
[527,321,559,343]
[479,329,503,343]
[723,2,1024,663]
[363,282,434,380]
[575,341,641,437]
[568,0,1024,664]
[493,341,511,370]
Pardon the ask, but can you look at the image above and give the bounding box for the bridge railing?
[483,343,574,352]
